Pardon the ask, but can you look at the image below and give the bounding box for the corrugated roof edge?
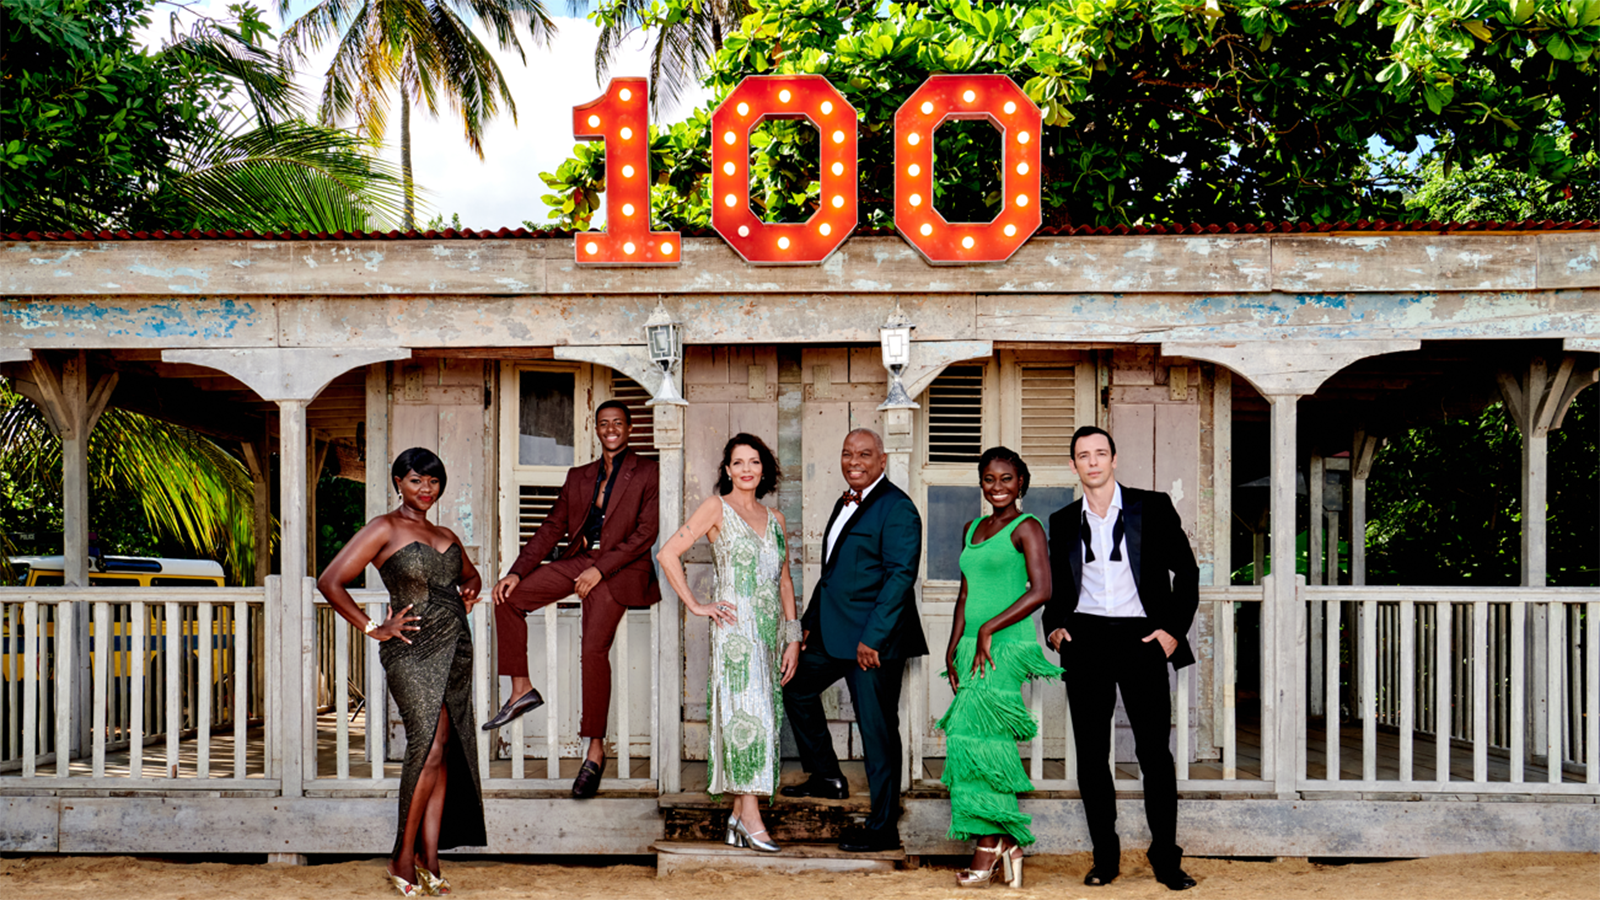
[2,220,1596,241]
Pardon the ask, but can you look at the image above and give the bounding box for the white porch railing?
[1301,585,1597,794]
[304,579,660,792]
[0,584,272,788]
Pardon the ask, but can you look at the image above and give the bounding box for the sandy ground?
[2,852,1597,900]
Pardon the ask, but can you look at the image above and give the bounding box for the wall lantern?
[878,305,918,410]
[644,302,688,406]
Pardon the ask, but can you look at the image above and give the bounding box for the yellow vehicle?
[9,554,226,588]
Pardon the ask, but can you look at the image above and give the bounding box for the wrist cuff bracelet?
[781,619,802,644]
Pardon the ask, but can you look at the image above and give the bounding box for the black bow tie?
[1082,508,1124,563]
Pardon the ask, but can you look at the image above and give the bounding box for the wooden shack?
[1,224,1596,860]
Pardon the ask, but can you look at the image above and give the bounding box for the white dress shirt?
[825,473,885,564]
[1078,483,1146,618]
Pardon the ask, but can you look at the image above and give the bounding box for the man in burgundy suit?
[485,400,660,798]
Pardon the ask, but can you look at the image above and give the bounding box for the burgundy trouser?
[494,553,628,739]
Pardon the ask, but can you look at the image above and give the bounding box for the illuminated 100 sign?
[573,73,1042,268]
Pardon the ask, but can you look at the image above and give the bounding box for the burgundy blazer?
[507,451,661,607]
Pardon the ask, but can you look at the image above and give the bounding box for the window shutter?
[611,372,658,460]
[926,365,984,463]
[1018,366,1076,466]
[518,484,567,561]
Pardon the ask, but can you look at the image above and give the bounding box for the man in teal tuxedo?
[781,428,927,852]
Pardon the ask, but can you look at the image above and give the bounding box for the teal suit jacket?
[802,478,928,660]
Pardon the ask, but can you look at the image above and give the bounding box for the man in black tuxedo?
[781,428,927,852]
[1043,426,1199,891]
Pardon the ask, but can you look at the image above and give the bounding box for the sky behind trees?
[150,1,711,229]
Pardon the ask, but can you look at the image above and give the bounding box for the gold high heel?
[416,866,451,896]
[384,862,423,897]
[956,839,1005,888]
[1003,838,1024,888]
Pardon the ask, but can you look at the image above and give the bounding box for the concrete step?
[652,841,906,876]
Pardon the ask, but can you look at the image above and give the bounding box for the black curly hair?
[716,433,781,500]
[977,445,1030,498]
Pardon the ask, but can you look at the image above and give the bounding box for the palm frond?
[163,17,303,127]
[0,387,268,586]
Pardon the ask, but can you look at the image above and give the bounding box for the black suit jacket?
[1042,485,1200,670]
[801,477,928,660]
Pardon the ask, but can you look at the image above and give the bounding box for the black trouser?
[1062,612,1182,874]
[782,646,906,835]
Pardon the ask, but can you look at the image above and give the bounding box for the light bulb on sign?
[573,77,679,266]
[710,75,857,264]
[893,73,1041,264]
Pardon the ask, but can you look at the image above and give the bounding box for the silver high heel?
[956,839,1005,888]
[724,811,741,847]
[1003,838,1024,888]
[730,816,781,853]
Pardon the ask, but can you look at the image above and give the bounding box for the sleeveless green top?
[958,513,1040,644]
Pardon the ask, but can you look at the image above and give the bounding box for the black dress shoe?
[1155,868,1197,891]
[480,688,544,731]
[572,756,604,798]
[779,775,848,800]
[838,828,900,853]
[1083,866,1119,886]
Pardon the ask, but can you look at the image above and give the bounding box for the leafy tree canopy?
[543,0,1600,229]
[1,0,406,231]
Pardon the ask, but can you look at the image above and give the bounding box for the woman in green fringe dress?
[938,446,1062,888]
[658,433,800,853]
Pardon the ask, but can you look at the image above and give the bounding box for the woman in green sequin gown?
[937,447,1061,886]
[659,434,800,851]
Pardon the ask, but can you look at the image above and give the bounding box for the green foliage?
[1365,391,1598,586]
[1398,134,1600,221]
[1,0,407,231]
[544,0,1600,228]
[0,379,267,585]
[1,0,201,229]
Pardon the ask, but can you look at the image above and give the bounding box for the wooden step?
[652,841,904,876]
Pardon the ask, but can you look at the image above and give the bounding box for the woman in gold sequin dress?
[318,448,485,897]
[658,433,800,853]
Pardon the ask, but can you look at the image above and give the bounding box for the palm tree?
[0,383,264,586]
[589,0,751,109]
[162,13,410,231]
[279,0,559,228]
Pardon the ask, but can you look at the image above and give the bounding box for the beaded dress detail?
[706,500,786,796]
[376,542,486,857]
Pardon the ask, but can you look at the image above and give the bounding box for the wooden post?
[1308,455,1325,717]
[278,398,309,797]
[653,400,685,794]
[242,430,273,587]
[13,351,117,761]
[365,363,392,587]
[1265,393,1302,796]
[1351,431,1377,586]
